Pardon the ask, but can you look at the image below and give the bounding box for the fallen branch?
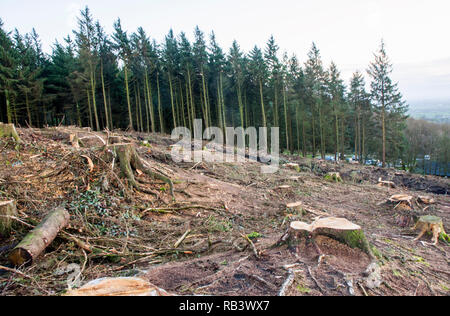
[241,234,260,258]
[0,265,32,279]
[174,229,192,248]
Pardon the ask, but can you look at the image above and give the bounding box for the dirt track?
[0,127,448,296]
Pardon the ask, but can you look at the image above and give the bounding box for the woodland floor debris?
[0,127,448,296]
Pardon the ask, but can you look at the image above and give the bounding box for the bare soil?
[0,127,448,296]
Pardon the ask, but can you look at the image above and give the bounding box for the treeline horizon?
[0,6,448,171]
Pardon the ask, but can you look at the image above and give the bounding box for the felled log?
[112,143,174,198]
[8,207,70,266]
[377,177,396,188]
[0,123,21,143]
[414,215,448,245]
[0,200,17,236]
[64,277,172,296]
[282,217,373,257]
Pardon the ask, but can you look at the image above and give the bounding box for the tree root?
[112,143,175,200]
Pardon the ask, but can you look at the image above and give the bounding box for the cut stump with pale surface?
[284,217,373,258]
[377,178,396,188]
[0,200,17,236]
[8,207,70,266]
[418,196,435,205]
[388,194,413,211]
[64,277,172,296]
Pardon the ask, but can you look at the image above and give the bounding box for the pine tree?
[304,43,327,158]
[74,7,100,130]
[265,36,281,127]
[112,18,133,130]
[248,46,267,127]
[367,40,408,167]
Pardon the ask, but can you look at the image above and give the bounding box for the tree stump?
[0,123,21,143]
[324,172,343,183]
[69,134,80,148]
[8,207,70,266]
[388,194,413,211]
[418,196,435,205]
[285,163,300,172]
[414,215,448,245]
[0,200,17,236]
[112,144,174,198]
[377,178,396,188]
[282,217,373,258]
[108,136,122,145]
[64,277,172,296]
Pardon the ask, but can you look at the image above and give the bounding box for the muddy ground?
[0,127,448,296]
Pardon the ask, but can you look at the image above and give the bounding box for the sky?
[1,0,450,105]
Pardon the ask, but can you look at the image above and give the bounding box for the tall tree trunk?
[124,65,133,130]
[220,72,227,131]
[134,83,140,132]
[100,61,110,130]
[259,79,266,127]
[90,67,100,131]
[185,81,192,131]
[187,68,195,125]
[87,89,93,129]
[237,81,244,128]
[5,89,12,124]
[217,78,223,131]
[381,83,386,167]
[168,72,177,129]
[25,90,32,127]
[108,88,113,129]
[144,71,155,133]
[76,102,82,127]
[333,101,339,161]
[311,111,316,158]
[283,82,289,152]
[137,84,144,132]
[201,69,209,131]
[156,72,164,133]
[179,79,187,128]
[143,78,150,133]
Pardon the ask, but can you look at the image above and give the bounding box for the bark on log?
[0,123,21,143]
[0,200,17,236]
[8,207,70,266]
[284,217,373,258]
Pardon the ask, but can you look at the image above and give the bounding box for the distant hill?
[408,99,450,123]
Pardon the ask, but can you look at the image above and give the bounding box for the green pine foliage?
[1,7,443,171]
